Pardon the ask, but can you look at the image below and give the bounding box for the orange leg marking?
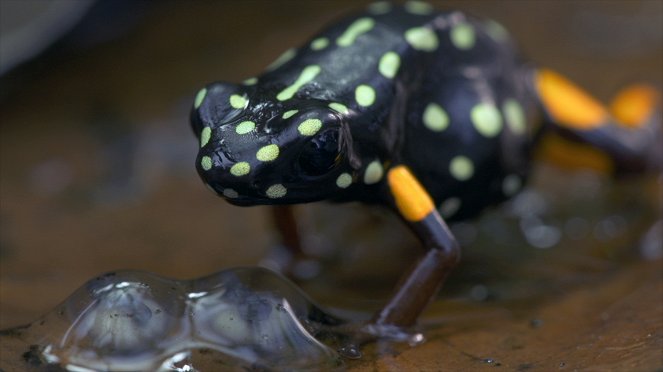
[387,165,435,222]
[610,84,660,128]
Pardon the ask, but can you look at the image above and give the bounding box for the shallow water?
[1,1,661,371]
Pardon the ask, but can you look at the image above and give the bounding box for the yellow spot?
[311,37,329,51]
[329,102,349,115]
[256,144,280,162]
[223,188,238,198]
[363,160,384,184]
[423,103,449,132]
[230,162,251,176]
[535,69,608,130]
[405,27,438,51]
[450,23,475,50]
[503,99,526,135]
[235,121,255,134]
[378,51,400,79]
[194,88,207,109]
[201,156,213,171]
[367,1,391,14]
[266,184,287,199]
[298,118,322,136]
[439,197,461,218]
[502,175,522,196]
[200,127,211,147]
[355,84,376,107]
[267,48,296,71]
[229,94,247,109]
[243,77,258,85]
[337,17,375,47]
[282,110,299,119]
[387,165,435,222]
[277,65,321,101]
[449,156,474,181]
[610,84,660,128]
[485,19,508,42]
[471,102,503,137]
[336,173,352,188]
[404,1,433,15]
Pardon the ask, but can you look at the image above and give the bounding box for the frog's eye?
[297,129,341,177]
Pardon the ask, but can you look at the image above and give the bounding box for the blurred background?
[0,2,661,364]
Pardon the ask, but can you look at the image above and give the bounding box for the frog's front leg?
[267,205,320,280]
[372,165,461,327]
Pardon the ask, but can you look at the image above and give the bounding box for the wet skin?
[190,2,661,330]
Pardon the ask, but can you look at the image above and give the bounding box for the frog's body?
[191,2,660,331]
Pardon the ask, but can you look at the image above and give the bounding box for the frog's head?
[191,82,358,205]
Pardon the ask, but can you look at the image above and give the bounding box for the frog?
[189,1,661,330]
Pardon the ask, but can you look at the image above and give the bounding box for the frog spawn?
[1,269,350,371]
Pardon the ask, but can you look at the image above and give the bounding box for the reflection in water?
[1,268,348,371]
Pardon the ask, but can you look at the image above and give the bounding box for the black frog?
[190,2,660,329]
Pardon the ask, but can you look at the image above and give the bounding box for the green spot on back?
[201,156,213,171]
[298,118,323,136]
[200,127,211,147]
[223,188,239,198]
[266,184,287,199]
[367,1,391,14]
[229,94,247,109]
[379,51,401,79]
[235,121,256,135]
[423,103,449,132]
[355,85,376,107]
[336,173,353,188]
[194,88,207,109]
[277,65,321,101]
[449,156,474,181]
[243,77,258,85]
[230,162,251,176]
[282,110,299,119]
[485,19,509,42]
[337,17,375,47]
[450,23,476,50]
[404,1,433,15]
[267,48,296,71]
[404,27,439,51]
[329,102,349,115]
[311,37,330,51]
[471,102,503,137]
[256,144,280,162]
[503,99,526,135]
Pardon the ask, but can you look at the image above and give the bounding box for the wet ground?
[1,1,662,370]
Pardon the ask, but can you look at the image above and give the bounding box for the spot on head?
[266,184,287,199]
[235,121,256,135]
[194,88,207,109]
[298,118,323,136]
[201,156,213,171]
[405,27,439,51]
[256,144,280,162]
[450,22,476,50]
[230,162,251,176]
[200,127,212,147]
[311,37,330,51]
[277,65,321,101]
[379,51,401,79]
[282,110,299,119]
[336,173,353,188]
[449,156,474,181]
[329,102,349,115]
[223,188,239,199]
[364,160,384,184]
[404,1,433,15]
[355,84,376,107]
[503,99,526,135]
[471,102,503,137]
[267,48,296,71]
[440,197,461,218]
[229,94,247,109]
[337,17,375,47]
[423,103,449,132]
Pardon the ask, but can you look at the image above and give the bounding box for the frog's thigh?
[372,165,460,327]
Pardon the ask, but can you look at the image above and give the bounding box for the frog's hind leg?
[534,68,661,174]
[371,165,460,327]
